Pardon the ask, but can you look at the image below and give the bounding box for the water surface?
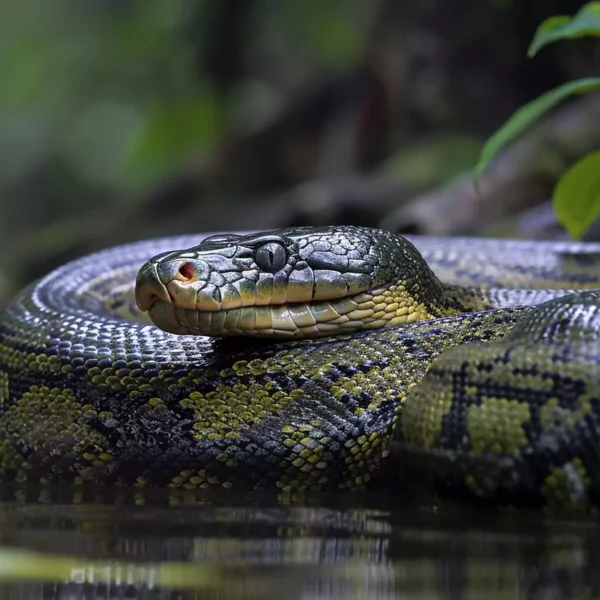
[0,485,597,599]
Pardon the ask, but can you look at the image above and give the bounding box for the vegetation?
[476,2,600,239]
[1,1,598,306]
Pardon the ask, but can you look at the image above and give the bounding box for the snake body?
[1,226,600,515]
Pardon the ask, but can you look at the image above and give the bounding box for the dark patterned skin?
[1,226,600,515]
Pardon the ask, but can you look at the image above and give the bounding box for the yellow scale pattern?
[164,336,418,492]
[397,298,600,517]
[0,385,112,483]
[3,227,600,516]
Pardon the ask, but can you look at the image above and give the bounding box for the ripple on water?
[0,484,597,600]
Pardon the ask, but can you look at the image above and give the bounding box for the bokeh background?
[1,0,599,307]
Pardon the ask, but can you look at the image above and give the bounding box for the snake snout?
[155,258,215,312]
[135,257,209,312]
[135,263,171,312]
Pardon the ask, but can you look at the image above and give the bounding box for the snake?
[1,225,600,516]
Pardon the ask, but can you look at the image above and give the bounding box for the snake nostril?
[178,262,197,282]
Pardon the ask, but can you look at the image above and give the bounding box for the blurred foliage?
[476,2,600,239]
[0,0,367,232]
[0,0,598,305]
[383,134,482,189]
[475,78,600,185]
[0,0,361,191]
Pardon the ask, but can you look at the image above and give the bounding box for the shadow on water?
[0,484,598,599]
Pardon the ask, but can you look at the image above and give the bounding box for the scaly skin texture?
[1,227,600,514]
[136,226,493,337]
[395,290,600,516]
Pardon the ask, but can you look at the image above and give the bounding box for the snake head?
[135,226,447,338]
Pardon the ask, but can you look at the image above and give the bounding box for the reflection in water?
[0,484,597,599]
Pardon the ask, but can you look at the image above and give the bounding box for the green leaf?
[474,78,600,188]
[553,151,600,240]
[528,2,600,57]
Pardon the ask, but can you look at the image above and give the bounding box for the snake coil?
[1,226,600,515]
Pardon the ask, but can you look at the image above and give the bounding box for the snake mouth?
[136,259,432,337]
[156,298,368,337]
[140,290,434,338]
[136,263,437,338]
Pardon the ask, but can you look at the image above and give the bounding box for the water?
[0,485,597,599]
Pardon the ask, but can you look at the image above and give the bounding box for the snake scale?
[1,225,600,516]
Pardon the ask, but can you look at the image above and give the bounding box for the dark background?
[1,0,599,306]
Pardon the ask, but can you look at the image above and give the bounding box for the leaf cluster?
[475,2,600,239]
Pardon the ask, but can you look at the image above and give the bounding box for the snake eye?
[255,242,287,273]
